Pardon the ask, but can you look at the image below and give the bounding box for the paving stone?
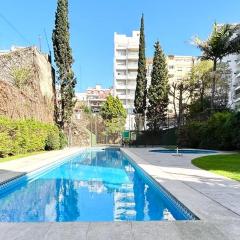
[87,222,133,240]
[132,221,180,240]
[0,223,52,240]
[44,222,89,240]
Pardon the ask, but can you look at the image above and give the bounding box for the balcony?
[125,94,135,100]
[126,84,136,90]
[116,54,126,60]
[127,64,138,69]
[235,95,240,103]
[235,85,240,91]
[233,78,240,88]
[115,84,126,90]
[127,75,137,80]
[235,56,240,65]
[235,70,240,78]
[116,65,127,70]
[117,94,127,100]
[127,53,138,59]
[115,74,127,80]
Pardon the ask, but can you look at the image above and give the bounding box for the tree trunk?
[178,84,183,126]
[172,84,178,125]
[211,59,217,112]
[200,84,204,112]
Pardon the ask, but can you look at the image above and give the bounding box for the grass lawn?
[0,151,45,163]
[192,154,240,182]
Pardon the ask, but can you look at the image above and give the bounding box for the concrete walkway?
[0,148,83,185]
[0,147,239,239]
[121,148,240,239]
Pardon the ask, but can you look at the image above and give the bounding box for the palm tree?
[195,23,240,110]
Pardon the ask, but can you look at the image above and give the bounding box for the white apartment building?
[222,54,240,111]
[113,31,140,130]
[113,31,196,129]
[75,85,113,119]
[147,55,197,118]
[218,23,240,111]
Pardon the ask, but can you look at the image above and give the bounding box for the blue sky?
[1,0,240,92]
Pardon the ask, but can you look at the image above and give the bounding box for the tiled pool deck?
[0,147,240,240]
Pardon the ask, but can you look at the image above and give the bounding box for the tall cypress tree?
[147,41,169,130]
[134,14,147,130]
[52,0,76,129]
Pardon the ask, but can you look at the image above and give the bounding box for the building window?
[117,50,126,56]
[116,60,126,66]
[117,71,126,76]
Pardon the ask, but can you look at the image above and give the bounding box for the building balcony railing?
[117,94,127,99]
[116,65,127,70]
[115,75,127,80]
[127,54,138,59]
[115,84,136,91]
[126,85,136,90]
[235,70,240,78]
[127,75,137,79]
[233,79,240,88]
[235,56,240,65]
[115,84,126,90]
[115,74,137,80]
[116,56,127,61]
[127,64,138,69]
[234,95,240,102]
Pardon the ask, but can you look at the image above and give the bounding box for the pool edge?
[120,148,200,221]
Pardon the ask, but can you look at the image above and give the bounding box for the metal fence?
[66,111,122,147]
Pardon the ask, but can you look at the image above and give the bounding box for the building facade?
[113,31,197,129]
[147,55,197,119]
[113,31,140,130]
[222,54,240,110]
[75,85,113,116]
[217,23,240,111]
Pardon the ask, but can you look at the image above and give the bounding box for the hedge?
[130,128,177,146]
[178,112,240,150]
[0,117,67,157]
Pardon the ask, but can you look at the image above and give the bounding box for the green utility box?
[122,131,130,140]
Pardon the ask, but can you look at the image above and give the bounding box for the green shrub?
[178,121,204,148]
[59,131,68,149]
[11,67,32,88]
[0,117,62,158]
[45,126,60,150]
[178,111,240,150]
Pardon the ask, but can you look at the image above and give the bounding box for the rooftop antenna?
[38,35,42,52]
[44,29,52,62]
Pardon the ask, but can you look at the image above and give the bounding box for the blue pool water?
[150,149,218,154]
[0,148,196,222]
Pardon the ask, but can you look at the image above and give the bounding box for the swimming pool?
[0,148,197,222]
[150,149,218,154]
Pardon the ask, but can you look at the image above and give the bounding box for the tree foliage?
[194,23,240,110]
[188,61,230,119]
[101,95,127,120]
[195,23,240,62]
[178,112,240,150]
[147,41,169,130]
[52,0,76,129]
[134,14,147,124]
[100,95,127,139]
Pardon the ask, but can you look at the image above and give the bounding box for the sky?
[1,0,240,92]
